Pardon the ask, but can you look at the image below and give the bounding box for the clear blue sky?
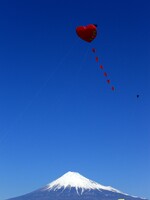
[0,0,149,199]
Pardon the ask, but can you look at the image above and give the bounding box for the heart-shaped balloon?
[76,24,97,43]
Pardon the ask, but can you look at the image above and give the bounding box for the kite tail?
[92,48,115,91]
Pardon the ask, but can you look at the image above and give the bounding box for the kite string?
[92,48,115,91]
[0,42,78,149]
[77,45,90,73]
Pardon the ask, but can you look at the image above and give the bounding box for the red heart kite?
[76,24,115,91]
[76,24,97,43]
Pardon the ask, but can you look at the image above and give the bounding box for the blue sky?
[0,0,149,199]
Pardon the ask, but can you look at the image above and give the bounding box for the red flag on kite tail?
[104,72,107,77]
[107,80,110,84]
[92,48,96,53]
[111,86,115,91]
[95,57,99,62]
[100,65,104,69]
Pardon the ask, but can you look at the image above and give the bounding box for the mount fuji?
[6,171,148,200]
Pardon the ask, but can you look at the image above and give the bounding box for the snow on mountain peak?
[45,171,122,194]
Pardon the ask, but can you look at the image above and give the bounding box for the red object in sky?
[107,79,110,84]
[92,48,96,53]
[111,86,115,91]
[76,25,115,92]
[100,65,103,69]
[76,24,97,43]
[104,72,107,77]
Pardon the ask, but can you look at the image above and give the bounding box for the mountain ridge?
[45,171,122,194]
[6,171,148,200]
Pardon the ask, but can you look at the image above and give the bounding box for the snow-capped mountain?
[6,171,148,200]
[45,171,121,193]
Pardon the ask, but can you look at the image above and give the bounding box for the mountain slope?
[6,171,148,200]
[45,171,121,193]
